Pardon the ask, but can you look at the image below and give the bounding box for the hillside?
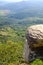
[0,0,43,65]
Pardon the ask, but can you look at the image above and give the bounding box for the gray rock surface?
[23,24,43,62]
[27,24,43,39]
[26,24,43,48]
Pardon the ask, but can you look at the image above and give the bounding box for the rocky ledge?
[23,24,43,62]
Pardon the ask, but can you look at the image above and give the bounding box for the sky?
[0,0,43,2]
[0,0,25,2]
[5,0,22,2]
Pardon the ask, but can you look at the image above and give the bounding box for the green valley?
[0,0,43,65]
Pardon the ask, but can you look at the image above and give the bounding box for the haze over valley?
[0,0,43,65]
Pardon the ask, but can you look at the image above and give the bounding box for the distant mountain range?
[0,1,43,19]
[0,1,43,11]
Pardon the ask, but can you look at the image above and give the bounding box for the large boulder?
[26,24,43,48]
[23,24,43,62]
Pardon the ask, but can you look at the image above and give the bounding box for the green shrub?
[30,59,43,65]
